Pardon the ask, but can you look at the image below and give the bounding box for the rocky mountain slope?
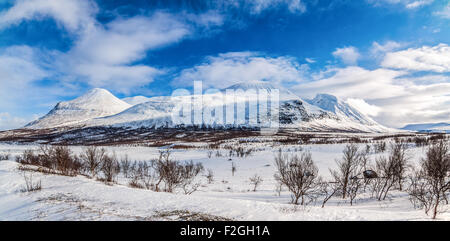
[25,83,393,133]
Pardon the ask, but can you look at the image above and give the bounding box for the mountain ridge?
[25,83,394,133]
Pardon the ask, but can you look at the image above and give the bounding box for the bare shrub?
[347,176,363,205]
[249,174,263,192]
[79,146,106,178]
[16,149,40,166]
[179,161,204,195]
[101,153,120,183]
[370,143,409,201]
[120,155,131,178]
[52,146,82,176]
[19,146,82,176]
[206,168,214,184]
[20,173,42,192]
[330,144,361,199]
[0,153,9,161]
[370,156,397,201]
[374,142,386,153]
[154,150,204,193]
[320,181,340,208]
[408,141,450,219]
[231,162,237,176]
[274,150,319,205]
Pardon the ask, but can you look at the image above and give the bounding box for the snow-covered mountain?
[26,88,131,128]
[122,96,151,106]
[402,123,450,133]
[25,83,394,133]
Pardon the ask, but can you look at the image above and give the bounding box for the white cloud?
[405,0,433,9]
[0,0,98,32]
[293,65,450,128]
[370,41,406,56]
[294,66,407,99]
[54,12,193,92]
[347,98,382,116]
[0,0,224,94]
[305,58,316,63]
[434,3,450,19]
[70,13,190,66]
[381,43,450,73]
[0,112,28,130]
[332,46,360,65]
[173,52,307,89]
[238,0,307,14]
[367,0,434,9]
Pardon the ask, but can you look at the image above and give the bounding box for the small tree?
[408,141,450,219]
[320,180,340,208]
[330,144,361,199]
[231,162,237,177]
[80,146,106,177]
[179,161,204,195]
[206,168,214,184]
[101,153,120,183]
[389,143,409,191]
[249,174,263,192]
[370,156,397,201]
[120,155,131,178]
[274,150,319,205]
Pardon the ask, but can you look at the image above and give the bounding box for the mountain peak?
[308,93,339,112]
[26,88,131,128]
[223,81,278,91]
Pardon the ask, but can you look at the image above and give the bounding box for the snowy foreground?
[0,142,449,221]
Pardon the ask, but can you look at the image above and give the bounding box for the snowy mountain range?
[25,82,394,133]
[402,123,450,133]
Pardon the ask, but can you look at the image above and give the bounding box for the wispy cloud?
[332,46,360,65]
[0,112,28,130]
[367,0,434,9]
[381,43,450,73]
[434,2,450,19]
[0,0,98,32]
[370,41,406,56]
[173,52,308,89]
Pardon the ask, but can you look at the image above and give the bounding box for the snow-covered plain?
[1,140,448,221]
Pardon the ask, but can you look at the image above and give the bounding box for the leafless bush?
[408,141,450,219]
[206,168,214,184]
[330,144,361,199]
[179,161,204,195]
[100,153,120,183]
[274,150,319,205]
[16,149,41,166]
[249,174,263,192]
[320,181,340,208]
[20,173,42,192]
[231,162,237,176]
[370,143,409,201]
[389,143,409,190]
[370,156,397,201]
[79,146,106,178]
[275,183,283,196]
[154,150,204,193]
[120,155,131,178]
[347,176,363,205]
[374,142,386,153]
[52,146,82,176]
[19,146,82,176]
[0,153,9,161]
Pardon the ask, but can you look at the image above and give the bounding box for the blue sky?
[0,0,449,130]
